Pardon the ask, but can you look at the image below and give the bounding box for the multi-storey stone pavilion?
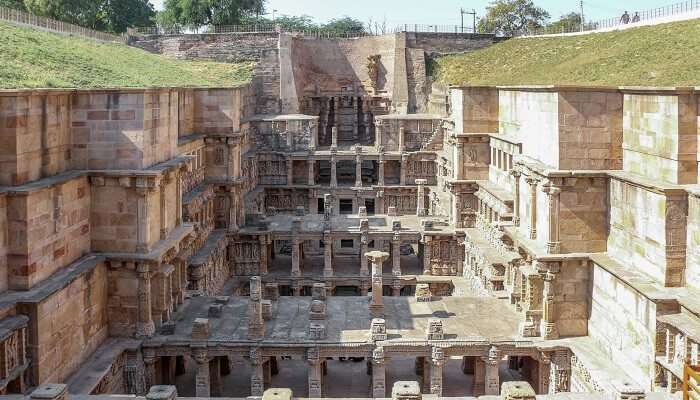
[0,20,699,400]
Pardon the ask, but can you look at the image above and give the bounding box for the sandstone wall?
[499,90,560,168]
[451,87,499,134]
[193,88,245,134]
[290,35,397,98]
[559,176,608,253]
[6,176,91,290]
[405,32,503,56]
[71,90,179,170]
[0,194,7,293]
[554,259,591,336]
[588,262,656,390]
[177,89,195,136]
[18,259,109,385]
[607,177,687,286]
[685,192,700,291]
[129,33,279,63]
[558,91,623,170]
[0,93,72,186]
[622,92,698,184]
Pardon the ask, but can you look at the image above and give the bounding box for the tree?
[22,0,154,32]
[24,0,101,27]
[477,0,549,36]
[159,0,265,31]
[322,16,365,33]
[97,0,155,33]
[0,0,27,11]
[546,12,581,33]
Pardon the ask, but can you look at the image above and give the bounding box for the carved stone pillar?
[511,169,522,227]
[398,123,405,152]
[193,347,210,397]
[455,142,464,180]
[308,160,315,186]
[292,239,301,277]
[473,357,486,396]
[538,352,551,394]
[176,171,183,225]
[136,186,151,252]
[259,237,269,275]
[324,231,333,278]
[422,237,432,275]
[355,148,363,187]
[543,184,561,254]
[484,346,501,395]
[307,348,323,398]
[367,251,389,317]
[332,126,338,148]
[391,279,401,296]
[330,149,338,188]
[375,120,383,150]
[416,179,427,216]
[392,233,401,276]
[400,153,408,186]
[549,350,570,394]
[159,175,169,240]
[430,347,444,396]
[541,270,559,339]
[452,192,462,228]
[137,262,155,338]
[287,157,294,186]
[309,121,317,151]
[250,348,264,396]
[371,347,386,398]
[228,188,238,232]
[525,177,539,240]
[360,233,369,276]
[378,152,385,186]
[143,348,157,390]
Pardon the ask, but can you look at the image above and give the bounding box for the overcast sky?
[148,0,684,26]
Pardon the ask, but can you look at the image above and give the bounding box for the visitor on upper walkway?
[631,12,641,23]
[620,11,630,24]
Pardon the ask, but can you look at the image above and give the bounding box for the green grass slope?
[435,19,700,87]
[0,22,254,89]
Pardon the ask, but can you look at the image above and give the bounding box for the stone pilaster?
[422,236,432,275]
[307,160,315,186]
[540,269,559,340]
[175,170,183,225]
[193,347,210,397]
[392,232,402,276]
[511,169,522,227]
[355,147,363,187]
[371,347,386,398]
[400,153,408,186]
[543,183,561,254]
[360,232,369,277]
[307,348,323,398]
[525,177,539,240]
[136,185,152,252]
[259,236,269,275]
[143,348,157,390]
[416,179,427,216]
[324,231,333,278]
[159,175,170,240]
[367,251,389,317]
[430,347,444,396]
[378,152,386,186]
[455,142,464,180]
[228,188,238,232]
[250,348,265,396]
[375,120,383,150]
[398,123,405,151]
[137,262,155,338]
[291,239,301,277]
[331,126,338,148]
[248,277,264,339]
[484,346,501,395]
[330,149,338,188]
[538,352,551,394]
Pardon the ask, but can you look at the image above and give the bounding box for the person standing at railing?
[620,11,630,24]
[631,12,641,23]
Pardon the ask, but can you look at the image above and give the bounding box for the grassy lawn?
[434,19,700,87]
[0,21,254,89]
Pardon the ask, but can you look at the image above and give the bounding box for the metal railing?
[684,363,700,400]
[394,24,477,34]
[0,5,123,42]
[528,0,700,35]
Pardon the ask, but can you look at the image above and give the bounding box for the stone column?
[391,280,401,296]
[367,251,389,317]
[324,231,333,278]
[360,233,369,276]
[484,346,501,395]
[422,237,432,275]
[455,142,464,180]
[452,192,462,228]
[543,184,561,254]
[375,120,383,150]
[159,176,169,240]
[473,357,486,396]
[378,152,386,186]
[430,347,444,396]
[308,160,315,186]
[549,350,570,394]
[259,237,269,275]
[176,171,183,225]
[541,270,559,339]
[355,147,363,187]
[400,153,408,186]
[511,169,522,227]
[353,98,360,138]
[228,188,238,232]
[136,186,151,252]
[392,233,402,276]
[287,157,294,186]
[416,179,427,216]
[307,348,323,398]
[292,239,301,277]
[250,349,264,396]
[248,277,264,338]
[371,347,386,398]
[331,126,338,148]
[193,347,210,397]
[398,123,405,152]
[137,262,155,338]
[538,352,551,394]
[363,100,371,141]
[143,348,157,389]
[330,149,338,188]
[309,121,317,151]
[525,177,539,240]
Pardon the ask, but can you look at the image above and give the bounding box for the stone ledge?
[65,337,141,394]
